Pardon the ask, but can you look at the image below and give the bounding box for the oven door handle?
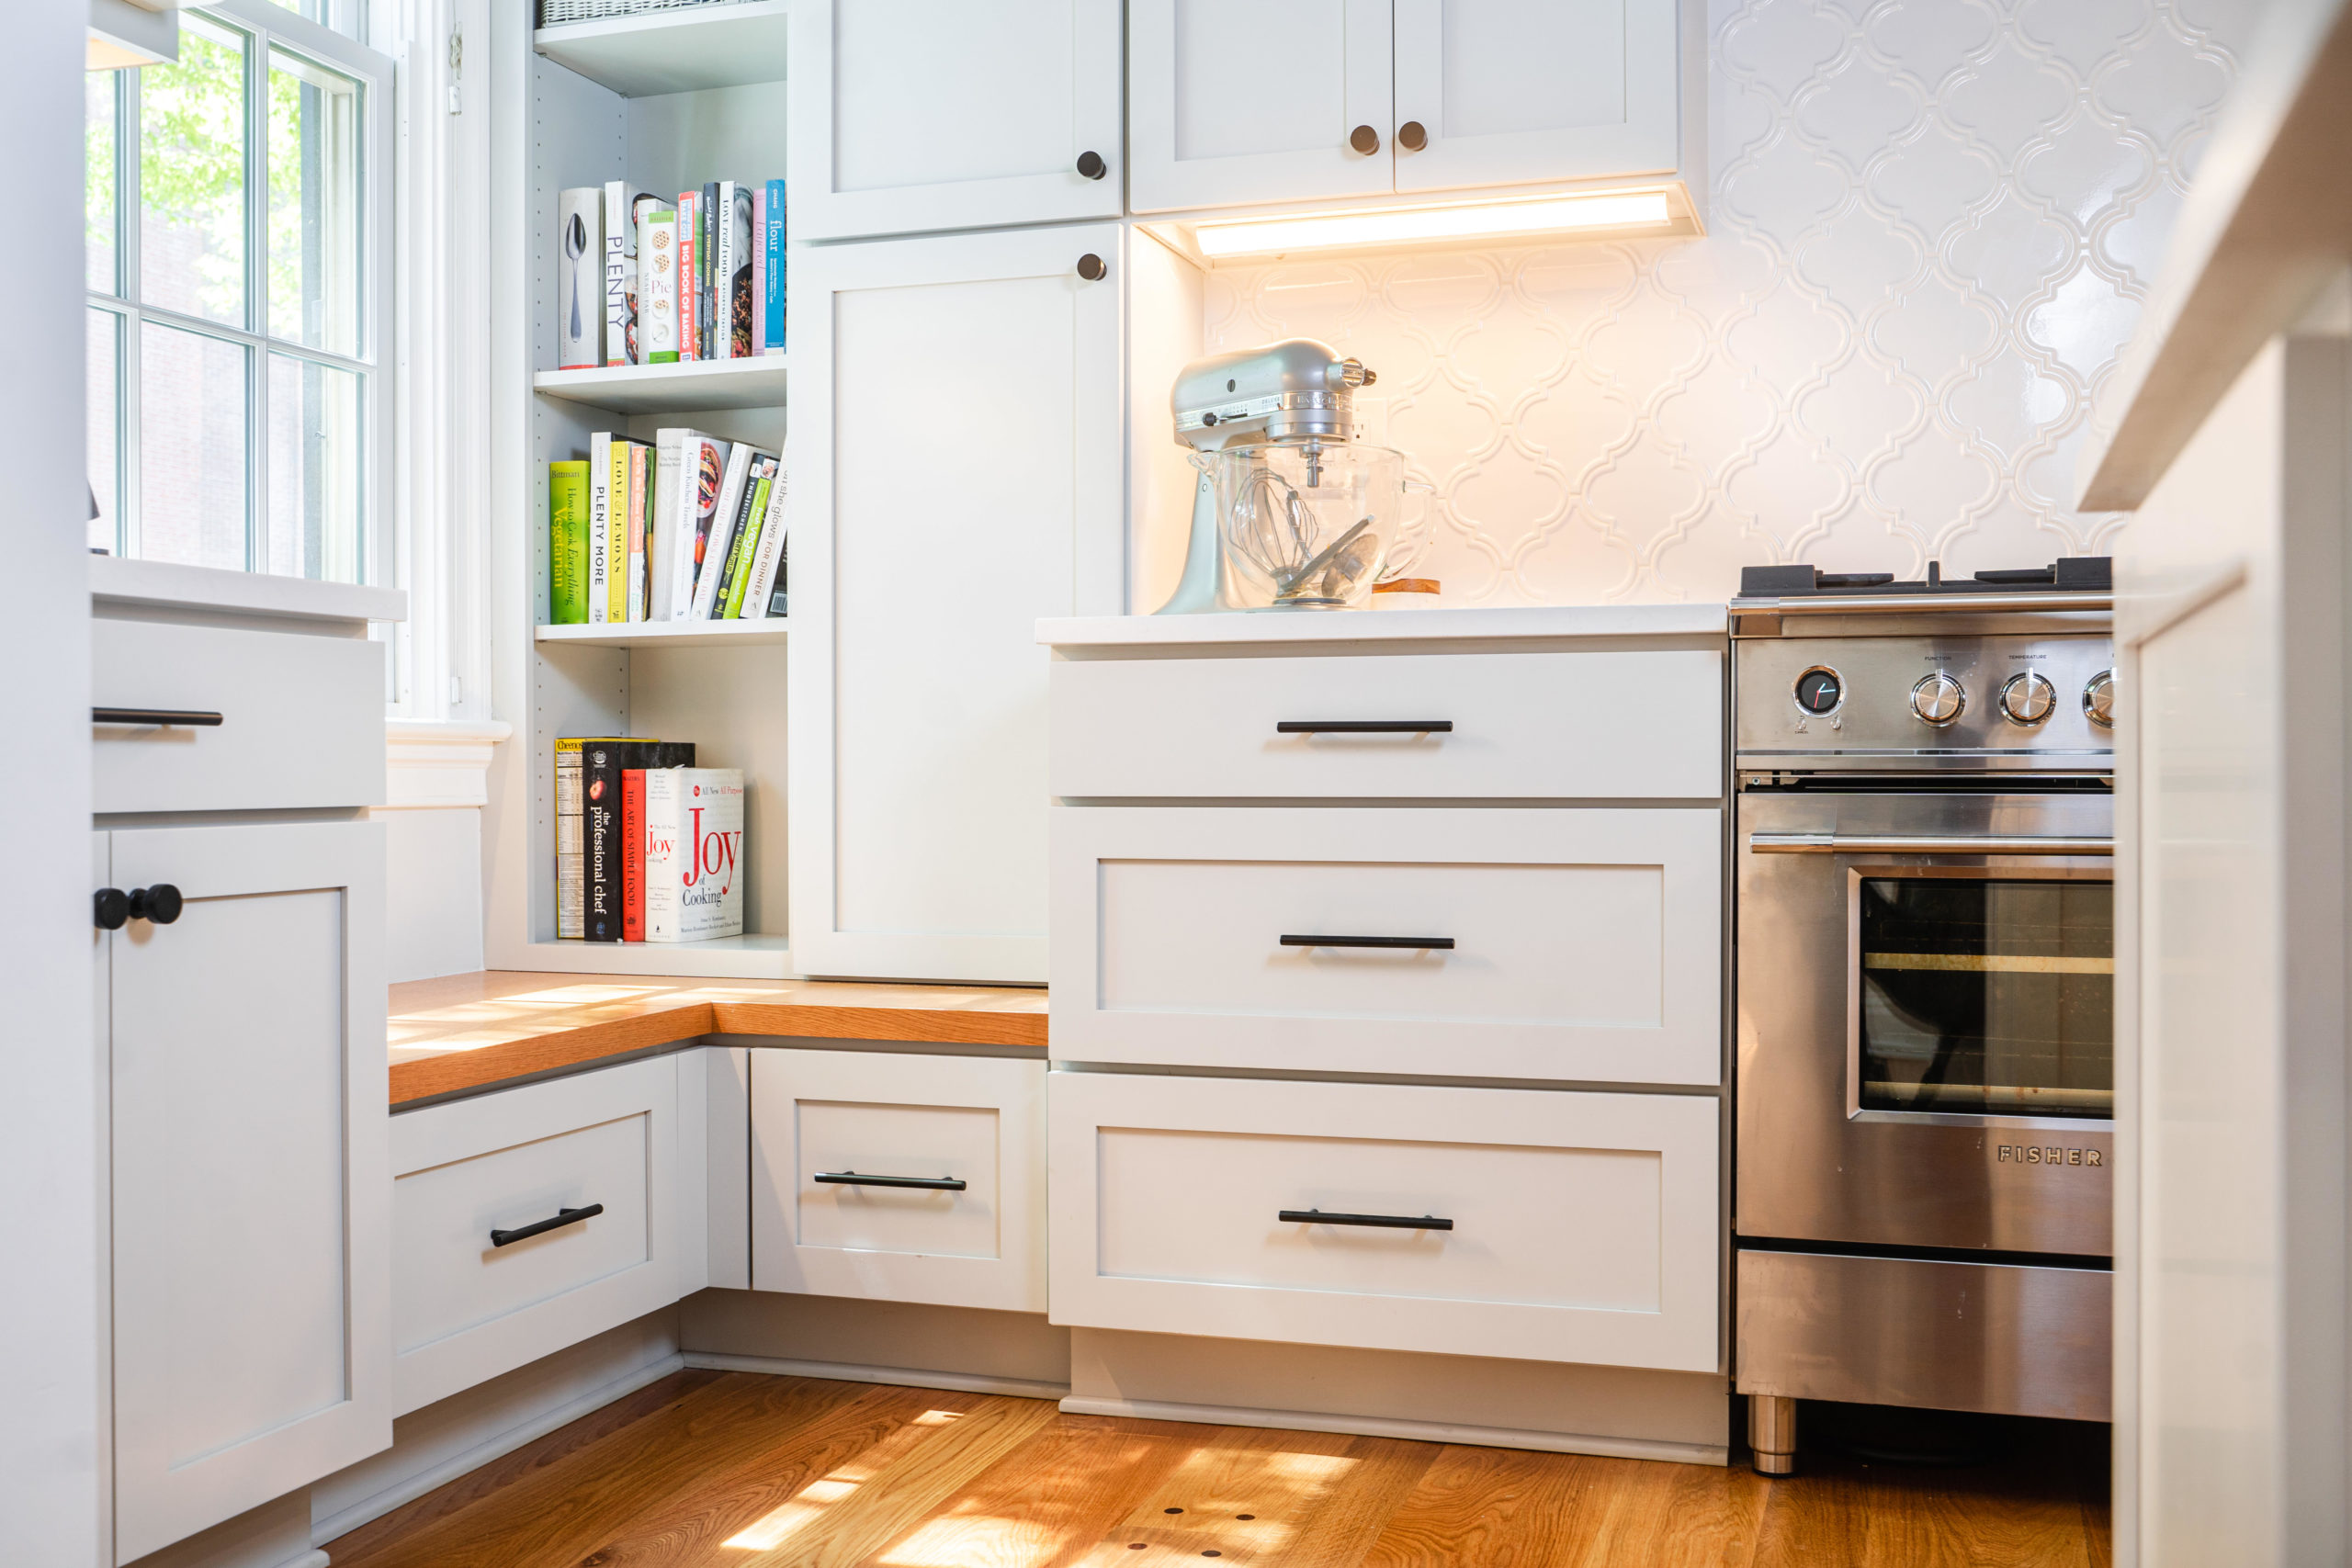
[1747,832,2113,856]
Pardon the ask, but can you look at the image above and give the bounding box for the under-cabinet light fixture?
[1192,190,1675,259]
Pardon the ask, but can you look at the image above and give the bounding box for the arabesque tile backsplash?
[1204,0,2261,604]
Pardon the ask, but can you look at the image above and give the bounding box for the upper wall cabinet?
[788,0,1125,242]
[1130,0,1689,214]
[1128,0,1396,211]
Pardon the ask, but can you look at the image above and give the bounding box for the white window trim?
[382,0,495,729]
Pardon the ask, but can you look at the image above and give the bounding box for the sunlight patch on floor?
[722,1410,971,1550]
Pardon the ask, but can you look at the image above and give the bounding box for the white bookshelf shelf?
[519,933,793,979]
[534,356,787,415]
[533,2,790,97]
[537,618,788,649]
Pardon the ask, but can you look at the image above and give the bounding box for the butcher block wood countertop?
[387,970,1047,1107]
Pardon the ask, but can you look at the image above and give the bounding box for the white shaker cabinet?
[1129,0,1695,213]
[1127,0,1395,213]
[103,819,390,1562]
[787,225,1125,983]
[788,0,1124,241]
[1390,0,1683,193]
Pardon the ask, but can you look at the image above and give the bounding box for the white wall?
[378,807,487,983]
[4,6,104,1563]
[1204,0,2267,604]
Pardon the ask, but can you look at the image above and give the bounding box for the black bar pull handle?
[490,1203,603,1247]
[1280,933,1454,950]
[1275,720,1452,734]
[1280,1208,1453,1231]
[814,1171,967,1191]
[94,707,224,727]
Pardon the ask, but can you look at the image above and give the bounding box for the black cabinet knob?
[1349,123,1380,155]
[94,888,130,931]
[1076,150,1106,180]
[1397,119,1428,152]
[130,885,183,925]
[1076,253,1106,281]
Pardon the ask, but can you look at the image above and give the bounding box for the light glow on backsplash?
[1204,0,2257,604]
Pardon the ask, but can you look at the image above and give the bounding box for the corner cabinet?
[1128,0,1694,213]
[100,822,390,1562]
[787,0,1124,241]
[786,225,1125,983]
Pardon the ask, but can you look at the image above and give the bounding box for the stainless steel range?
[1728,559,2115,1475]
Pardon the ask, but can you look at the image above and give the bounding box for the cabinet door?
[1128,0,1395,212]
[1391,0,1682,192]
[787,225,1123,982]
[750,1050,1046,1312]
[107,821,388,1563]
[789,0,1123,241]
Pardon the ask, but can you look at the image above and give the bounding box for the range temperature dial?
[2084,670,2115,728]
[1997,671,2057,726]
[1910,671,1966,726]
[1792,666,1844,716]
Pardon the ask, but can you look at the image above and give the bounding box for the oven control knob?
[1997,671,2057,726]
[2083,670,2115,728]
[1910,671,1966,726]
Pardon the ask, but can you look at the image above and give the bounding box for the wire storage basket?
[540,0,759,25]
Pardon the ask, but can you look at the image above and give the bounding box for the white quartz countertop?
[1037,603,1727,649]
[92,555,407,625]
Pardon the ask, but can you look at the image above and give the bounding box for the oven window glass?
[1858,877,2112,1119]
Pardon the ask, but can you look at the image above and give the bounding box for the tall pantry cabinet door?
[1128,0,1395,212]
[1390,0,1683,192]
[107,820,390,1562]
[787,225,1123,983]
[788,0,1123,241]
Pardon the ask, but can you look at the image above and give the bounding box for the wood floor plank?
[1356,1442,1610,1568]
[1751,1454,2097,1568]
[820,1412,1204,1568]
[321,1369,725,1563]
[730,1394,1066,1568]
[1266,1435,1444,1568]
[328,1374,884,1568]
[1555,1456,1772,1568]
[557,1382,971,1567]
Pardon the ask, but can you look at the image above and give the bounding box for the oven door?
[1735,784,2114,1256]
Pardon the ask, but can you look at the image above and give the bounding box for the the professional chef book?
[561,738,695,942]
[640,768,745,942]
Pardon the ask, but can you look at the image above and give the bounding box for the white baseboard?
[1056,1394,1730,1467]
[682,1350,1070,1402]
[311,1350,685,1545]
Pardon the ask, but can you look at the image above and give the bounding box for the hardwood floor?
[325,1372,2109,1568]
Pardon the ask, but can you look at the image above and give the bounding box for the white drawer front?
[751,1050,1046,1313]
[94,617,384,813]
[1051,806,1722,1084]
[1049,649,1722,801]
[1049,1073,1720,1371]
[390,1058,681,1416]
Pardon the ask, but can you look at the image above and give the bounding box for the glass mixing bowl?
[1198,442,1423,609]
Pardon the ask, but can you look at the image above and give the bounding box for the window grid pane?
[266,352,363,582]
[140,321,250,572]
[88,310,122,553]
[139,16,250,330]
[87,72,119,295]
[268,49,363,357]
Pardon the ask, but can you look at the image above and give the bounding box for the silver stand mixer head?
[1155,339,1375,615]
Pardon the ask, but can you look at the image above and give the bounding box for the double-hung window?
[86,0,391,584]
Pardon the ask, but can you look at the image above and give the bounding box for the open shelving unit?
[536,617,788,650]
[487,0,793,980]
[534,356,788,415]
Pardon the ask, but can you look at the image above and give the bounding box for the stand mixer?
[1157,339,1417,613]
